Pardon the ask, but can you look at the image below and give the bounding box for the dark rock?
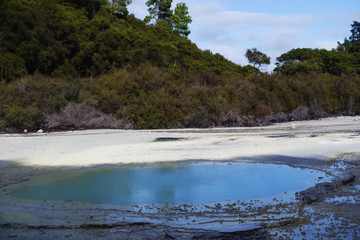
[296,186,325,204]
[154,137,186,142]
[296,172,356,205]
[267,134,295,138]
[338,172,356,185]
[296,182,339,204]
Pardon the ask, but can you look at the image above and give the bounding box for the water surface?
[10,162,329,205]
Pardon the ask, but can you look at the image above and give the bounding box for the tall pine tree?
[171,3,192,36]
[144,0,173,25]
[144,0,192,36]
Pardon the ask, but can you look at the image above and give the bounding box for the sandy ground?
[0,116,360,239]
[0,116,359,167]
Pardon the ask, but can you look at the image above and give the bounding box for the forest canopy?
[0,0,359,132]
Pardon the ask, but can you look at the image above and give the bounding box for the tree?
[274,48,357,75]
[349,21,360,53]
[110,0,132,16]
[350,21,360,42]
[144,1,192,36]
[171,3,192,36]
[337,38,352,52]
[144,0,173,25]
[338,21,360,53]
[245,48,271,69]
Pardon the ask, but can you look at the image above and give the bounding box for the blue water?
[10,162,328,205]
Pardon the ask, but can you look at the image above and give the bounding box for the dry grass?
[45,102,134,130]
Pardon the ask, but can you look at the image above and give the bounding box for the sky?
[128,0,360,71]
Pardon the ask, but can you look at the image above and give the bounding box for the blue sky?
[128,0,360,71]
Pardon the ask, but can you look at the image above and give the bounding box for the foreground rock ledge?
[296,171,356,204]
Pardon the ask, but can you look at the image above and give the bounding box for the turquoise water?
[10,162,329,205]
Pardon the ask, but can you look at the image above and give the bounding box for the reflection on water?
[10,162,330,205]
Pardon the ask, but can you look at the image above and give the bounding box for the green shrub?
[3,105,44,131]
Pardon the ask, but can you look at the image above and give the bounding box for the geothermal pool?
[9,162,330,206]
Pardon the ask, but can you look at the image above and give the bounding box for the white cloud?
[128,0,148,19]
[127,0,359,71]
[187,1,225,14]
[311,41,338,50]
[196,11,317,28]
[204,44,244,63]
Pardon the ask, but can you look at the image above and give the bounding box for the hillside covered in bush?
[0,0,359,132]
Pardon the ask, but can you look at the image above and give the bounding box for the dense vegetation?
[0,0,359,132]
